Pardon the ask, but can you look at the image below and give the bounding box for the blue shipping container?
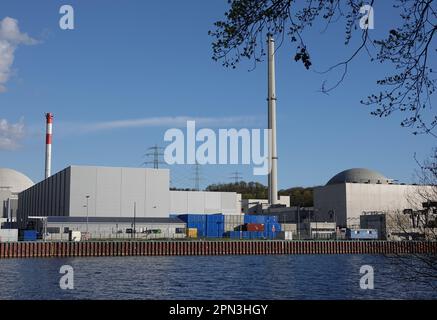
[23,230,37,241]
[248,231,264,239]
[244,215,264,224]
[229,231,249,239]
[263,223,281,238]
[178,214,207,237]
[178,214,226,238]
[265,216,278,224]
[206,214,224,238]
[244,215,279,224]
[228,231,267,239]
[229,231,238,239]
[263,231,278,239]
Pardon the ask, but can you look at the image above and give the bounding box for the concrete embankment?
[1,240,436,259]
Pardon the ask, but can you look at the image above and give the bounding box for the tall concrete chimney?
[267,35,278,205]
[45,113,53,179]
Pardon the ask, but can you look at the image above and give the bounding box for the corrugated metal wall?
[18,166,171,224]
[69,166,170,218]
[170,191,240,215]
[17,167,70,228]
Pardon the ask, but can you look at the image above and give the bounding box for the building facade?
[0,168,34,220]
[314,168,435,228]
[18,166,170,223]
[17,166,242,230]
[40,216,186,240]
[170,190,241,215]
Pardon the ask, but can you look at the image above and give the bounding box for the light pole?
[85,195,90,236]
[331,209,337,240]
[297,205,301,240]
[308,209,312,239]
[133,202,136,240]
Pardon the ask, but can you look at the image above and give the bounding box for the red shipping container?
[245,223,265,232]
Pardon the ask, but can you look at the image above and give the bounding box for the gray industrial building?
[16,165,242,238]
[170,190,241,215]
[18,166,170,221]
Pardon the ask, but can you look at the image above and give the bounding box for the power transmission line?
[192,161,203,191]
[144,144,165,169]
[230,171,243,184]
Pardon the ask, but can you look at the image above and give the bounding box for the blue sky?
[0,0,435,189]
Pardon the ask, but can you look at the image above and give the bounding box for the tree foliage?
[206,181,268,199]
[205,181,314,206]
[387,149,437,288]
[209,0,437,136]
[279,187,314,207]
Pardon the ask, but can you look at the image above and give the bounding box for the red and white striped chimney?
[45,113,53,179]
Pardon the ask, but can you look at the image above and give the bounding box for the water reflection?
[0,255,435,300]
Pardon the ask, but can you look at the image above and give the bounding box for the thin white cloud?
[0,118,25,149]
[0,17,38,92]
[58,115,263,135]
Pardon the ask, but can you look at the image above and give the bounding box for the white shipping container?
[277,231,293,240]
[281,223,297,232]
[69,231,82,241]
[0,229,18,242]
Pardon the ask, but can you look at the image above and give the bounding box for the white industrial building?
[41,216,187,241]
[314,168,435,228]
[170,190,241,215]
[17,165,241,229]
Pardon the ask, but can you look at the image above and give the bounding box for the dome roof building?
[315,167,433,230]
[0,168,34,194]
[326,168,392,185]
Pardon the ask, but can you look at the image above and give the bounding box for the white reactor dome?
[0,168,34,193]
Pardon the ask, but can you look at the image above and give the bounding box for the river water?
[0,255,435,300]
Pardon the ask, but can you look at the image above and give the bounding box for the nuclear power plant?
[1,36,435,243]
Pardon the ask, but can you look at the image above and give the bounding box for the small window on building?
[47,227,60,234]
[64,227,70,234]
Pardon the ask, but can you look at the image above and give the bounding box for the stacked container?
[281,223,297,233]
[206,214,224,238]
[263,216,281,239]
[229,231,246,239]
[228,231,265,239]
[244,215,267,224]
[248,231,264,239]
[177,214,207,237]
[243,215,281,239]
[178,214,225,238]
[244,223,265,232]
[224,214,244,232]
